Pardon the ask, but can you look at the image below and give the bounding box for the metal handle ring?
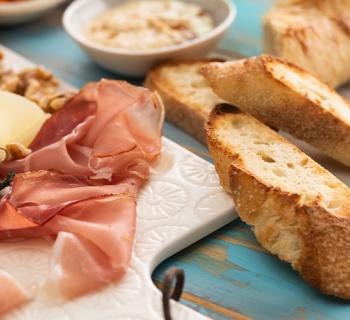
[162,267,185,320]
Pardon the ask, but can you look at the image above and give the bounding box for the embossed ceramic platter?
[0,45,236,320]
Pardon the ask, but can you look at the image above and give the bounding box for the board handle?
[161,267,185,320]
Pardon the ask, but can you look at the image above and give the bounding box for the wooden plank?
[155,280,253,320]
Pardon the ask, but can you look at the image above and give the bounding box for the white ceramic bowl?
[63,0,236,77]
[0,0,67,25]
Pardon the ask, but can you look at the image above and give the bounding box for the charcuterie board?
[0,45,236,319]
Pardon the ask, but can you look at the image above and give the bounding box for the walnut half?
[0,52,75,113]
[0,149,6,163]
[0,143,32,163]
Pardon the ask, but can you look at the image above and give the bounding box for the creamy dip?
[84,0,214,50]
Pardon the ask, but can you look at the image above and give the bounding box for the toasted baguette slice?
[263,0,350,88]
[144,60,223,144]
[201,56,350,167]
[207,103,350,299]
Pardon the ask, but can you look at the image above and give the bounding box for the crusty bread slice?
[144,60,223,144]
[206,103,350,299]
[263,0,350,88]
[201,55,350,167]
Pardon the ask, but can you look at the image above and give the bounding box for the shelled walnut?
[0,143,31,164]
[0,52,76,112]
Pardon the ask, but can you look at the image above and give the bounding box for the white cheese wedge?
[0,91,49,148]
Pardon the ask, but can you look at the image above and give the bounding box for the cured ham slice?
[46,232,123,300]
[0,80,164,180]
[0,271,30,315]
[2,170,140,226]
[0,200,37,231]
[0,80,164,313]
[45,194,135,299]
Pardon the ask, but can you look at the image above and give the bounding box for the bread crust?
[263,0,350,88]
[144,60,223,144]
[201,56,350,167]
[206,104,350,299]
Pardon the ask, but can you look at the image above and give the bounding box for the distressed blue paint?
[154,222,350,320]
[1,1,349,319]
[220,0,275,56]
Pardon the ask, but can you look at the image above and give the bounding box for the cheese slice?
[0,91,49,148]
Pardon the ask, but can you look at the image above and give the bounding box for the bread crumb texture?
[206,105,350,299]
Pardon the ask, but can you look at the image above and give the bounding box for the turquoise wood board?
[0,1,349,319]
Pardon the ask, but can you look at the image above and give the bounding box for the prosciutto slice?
[0,271,30,314]
[0,80,163,179]
[0,80,164,314]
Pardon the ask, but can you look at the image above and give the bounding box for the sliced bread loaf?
[206,103,350,299]
[144,60,223,144]
[263,0,350,88]
[201,56,350,167]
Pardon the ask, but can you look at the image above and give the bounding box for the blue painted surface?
[1,1,350,319]
[221,0,274,56]
[155,222,350,320]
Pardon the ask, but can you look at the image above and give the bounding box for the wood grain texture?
[1,0,350,319]
[155,280,253,320]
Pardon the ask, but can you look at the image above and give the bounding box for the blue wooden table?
[1,1,350,319]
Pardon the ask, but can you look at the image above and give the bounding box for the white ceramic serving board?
[0,45,236,320]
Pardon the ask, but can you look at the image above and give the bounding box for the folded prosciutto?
[0,80,164,313]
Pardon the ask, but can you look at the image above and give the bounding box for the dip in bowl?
[84,1,215,51]
[63,0,236,77]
